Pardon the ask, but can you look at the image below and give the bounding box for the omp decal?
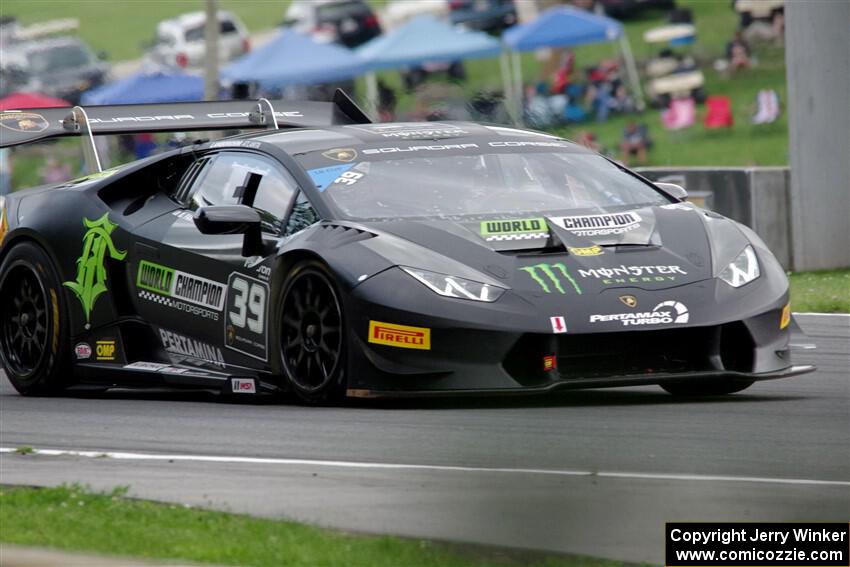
[550,316,567,334]
[232,378,256,394]
[322,148,357,162]
[480,218,548,242]
[590,301,689,327]
[519,263,582,295]
[74,343,92,360]
[0,111,49,133]
[49,289,59,354]
[619,295,638,308]
[159,329,225,369]
[225,274,269,361]
[63,214,127,323]
[780,304,791,329]
[549,211,641,237]
[578,264,687,285]
[568,245,604,257]
[95,340,116,361]
[308,164,354,191]
[136,260,225,311]
[368,321,431,350]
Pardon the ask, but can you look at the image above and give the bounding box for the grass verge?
[0,484,628,567]
[789,269,850,314]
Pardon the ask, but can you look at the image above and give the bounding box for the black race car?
[0,92,814,403]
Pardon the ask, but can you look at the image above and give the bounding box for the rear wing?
[0,89,371,171]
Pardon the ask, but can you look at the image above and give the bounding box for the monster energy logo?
[63,214,127,323]
[519,263,582,295]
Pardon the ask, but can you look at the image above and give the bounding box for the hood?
[358,203,730,297]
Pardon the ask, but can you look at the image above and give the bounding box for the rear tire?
[277,260,346,405]
[661,378,754,396]
[0,241,71,396]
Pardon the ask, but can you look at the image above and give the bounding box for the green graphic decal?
[480,218,548,241]
[520,263,582,295]
[63,213,127,322]
[137,260,175,295]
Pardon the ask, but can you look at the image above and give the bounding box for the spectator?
[377,79,397,122]
[551,50,575,95]
[40,157,71,185]
[620,122,652,166]
[576,131,604,154]
[726,32,751,72]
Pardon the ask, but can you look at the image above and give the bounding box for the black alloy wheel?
[0,241,70,395]
[279,261,345,404]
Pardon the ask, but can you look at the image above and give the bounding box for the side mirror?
[656,182,688,202]
[194,205,263,257]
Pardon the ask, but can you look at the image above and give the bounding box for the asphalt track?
[1,314,847,564]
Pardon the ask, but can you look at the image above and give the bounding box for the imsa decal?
[137,260,226,311]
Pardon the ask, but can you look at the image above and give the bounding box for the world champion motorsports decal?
[63,213,127,323]
[519,263,582,295]
[136,260,226,321]
[479,218,548,242]
[549,211,641,237]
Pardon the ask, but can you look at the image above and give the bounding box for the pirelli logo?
[368,321,431,350]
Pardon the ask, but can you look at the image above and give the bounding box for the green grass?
[789,269,850,314]
[0,1,286,61]
[0,485,629,567]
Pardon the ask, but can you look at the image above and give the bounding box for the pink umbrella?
[0,91,72,110]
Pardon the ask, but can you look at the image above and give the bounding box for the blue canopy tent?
[355,15,506,117]
[222,30,369,89]
[502,6,644,121]
[81,70,204,104]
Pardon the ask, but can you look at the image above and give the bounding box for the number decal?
[334,171,363,186]
[225,273,269,361]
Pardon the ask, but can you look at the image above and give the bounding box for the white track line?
[1,447,846,488]
[793,312,849,317]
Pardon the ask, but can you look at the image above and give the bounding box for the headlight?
[401,266,507,302]
[718,245,760,288]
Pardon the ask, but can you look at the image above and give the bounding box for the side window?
[285,191,320,236]
[249,166,299,235]
[187,153,281,212]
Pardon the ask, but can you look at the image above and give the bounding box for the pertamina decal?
[63,214,127,323]
[136,260,225,321]
[159,329,225,369]
[590,301,689,327]
[368,321,431,350]
[550,211,641,237]
[480,218,548,242]
[519,263,582,295]
[578,264,686,285]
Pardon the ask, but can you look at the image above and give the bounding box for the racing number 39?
[225,274,269,361]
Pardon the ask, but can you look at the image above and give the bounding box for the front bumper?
[344,268,816,397]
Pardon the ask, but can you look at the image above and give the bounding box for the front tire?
[0,241,71,396]
[660,378,754,396]
[277,261,346,404]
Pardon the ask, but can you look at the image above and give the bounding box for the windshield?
[303,148,669,221]
[28,44,92,74]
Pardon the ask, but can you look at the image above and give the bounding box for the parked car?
[145,11,250,71]
[597,0,676,19]
[0,36,108,104]
[448,0,517,34]
[284,0,381,48]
